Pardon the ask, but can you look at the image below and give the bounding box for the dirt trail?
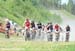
[50,10,75,41]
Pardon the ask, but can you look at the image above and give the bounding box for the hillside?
[0,0,62,25]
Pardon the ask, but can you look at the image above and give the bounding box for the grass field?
[0,33,75,51]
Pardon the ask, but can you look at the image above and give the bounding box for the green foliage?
[0,0,62,25]
[62,0,75,15]
[72,5,75,15]
[66,0,73,13]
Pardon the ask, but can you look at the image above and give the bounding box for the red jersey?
[25,21,30,29]
[55,24,59,31]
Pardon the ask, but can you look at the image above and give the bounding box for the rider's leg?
[25,29,30,41]
[32,30,36,40]
[38,29,41,39]
[6,28,10,38]
[50,33,53,41]
[66,34,69,42]
[56,33,60,42]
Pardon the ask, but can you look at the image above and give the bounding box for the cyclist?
[6,21,11,38]
[31,21,36,40]
[47,22,53,41]
[54,24,60,41]
[65,25,70,42]
[37,21,42,39]
[24,18,31,40]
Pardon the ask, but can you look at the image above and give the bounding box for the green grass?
[0,40,75,51]
[0,0,62,25]
[0,33,75,51]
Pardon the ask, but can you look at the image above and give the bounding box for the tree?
[66,0,73,13]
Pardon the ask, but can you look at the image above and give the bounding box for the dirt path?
[50,10,75,41]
